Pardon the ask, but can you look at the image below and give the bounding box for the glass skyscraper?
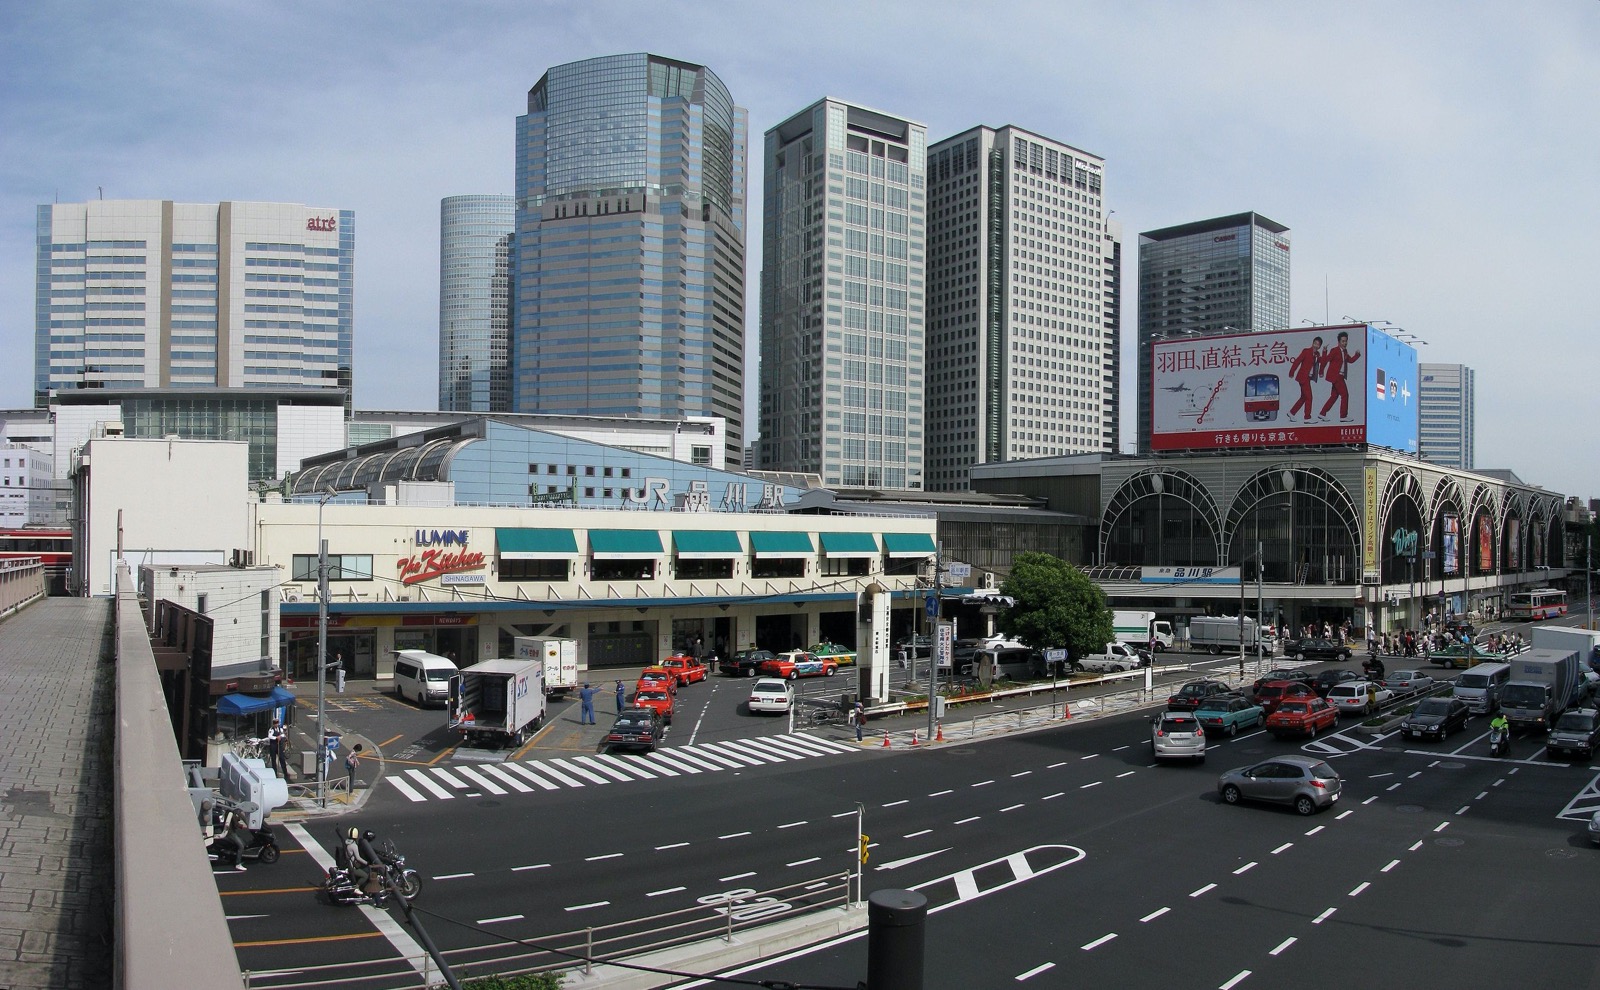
[439,194,514,412]
[758,99,927,489]
[925,126,1116,490]
[512,54,748,460]
[1418,363,1475,469]
[35,200,354,409]
[1136,211,1289,454]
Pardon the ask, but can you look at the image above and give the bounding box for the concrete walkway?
[0,597,115,990]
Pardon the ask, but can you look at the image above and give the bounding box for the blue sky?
[2,1,1596,498]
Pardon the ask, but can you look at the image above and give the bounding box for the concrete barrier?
[114,562,242,989]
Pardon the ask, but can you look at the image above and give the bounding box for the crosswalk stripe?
[642,751,705,774]
[548,759,611,785]
[786,734,858,755]
[453,766,507,795]
[730,737,808,761]
[574,756,635,781]
[662,748,728,772]
[677,746,746,769]
[479,764,534,792]
[386,776,426,802]
[527,761,587,788]
[751,736,825,759]
[432,767,471,790]
[405,768,454,799]
[592,753,661,779]
[699,741,773,765]
[501,762,561,791]
[628,754,684,776]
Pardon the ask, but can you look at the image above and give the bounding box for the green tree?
[997,552,1114,660]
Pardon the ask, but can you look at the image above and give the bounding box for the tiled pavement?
[0,598,114,990]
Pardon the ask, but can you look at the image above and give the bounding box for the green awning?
[883,532,938,558]
[672,530,742,559]
[587,529,665,559]
[820,532,879,559]
[749,532,816,559]
[496,528,579,560]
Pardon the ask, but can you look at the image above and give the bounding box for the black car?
[1167,680,1233,712]
[1283,638,1353,663]
[1312,668,1364,697]
[1399,697,1470,741]
[1545,708,1600,759]
[718,649,775,677]
[604,707,666,752]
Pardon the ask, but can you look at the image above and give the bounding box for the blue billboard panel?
[1362,327,1418,454]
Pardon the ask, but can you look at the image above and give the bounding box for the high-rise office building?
[35,200,354,409]
[1418,362,1475,469]
[925,126,1115,490]
[1136,212,1289,453]
[439,195,514,412]
[512,54,748,460]
[758,99,927,489]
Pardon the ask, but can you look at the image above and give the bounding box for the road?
[220,644,1600,988]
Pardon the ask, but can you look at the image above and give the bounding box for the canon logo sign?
[306,216,337,232]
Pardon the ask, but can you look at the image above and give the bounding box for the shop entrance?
[755,613,805,653]
[816,610,856,649]
[588,619,658,669]
[671,616,734,659]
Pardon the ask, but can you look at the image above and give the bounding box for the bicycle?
[232,736,269,760]
[803,700,849,727]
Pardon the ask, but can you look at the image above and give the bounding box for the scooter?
[207,823,281,866]
[1488,723,1510,757]
[1361,652,1386,682]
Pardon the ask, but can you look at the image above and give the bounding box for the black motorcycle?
[1361,654,1386,681]
[321,841,422,906]
[207,823,281,866]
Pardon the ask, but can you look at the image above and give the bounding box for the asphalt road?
[222,641,1600,988]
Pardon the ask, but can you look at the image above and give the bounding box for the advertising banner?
[1442,513,1459,575]
[1509,518,1521,570]
[1362,467,1379,581]
[1151,325,1416,453]
[1476,515,1493,573]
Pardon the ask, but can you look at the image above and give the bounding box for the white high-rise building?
[35,200,353,408]
[924,126,1115,490]
[759,99,927,488]
[0,443,54,526]
[1419,363,1475,469]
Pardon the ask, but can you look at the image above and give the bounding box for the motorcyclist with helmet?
[341,826,382,894]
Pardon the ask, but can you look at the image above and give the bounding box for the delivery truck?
[1114,610,1174,652]
[1188,616,1270,655]
[1499,648,1580,732]
[1530,625,1600,673]
[514,636,579,698]
[449,658,547,747]
[1076,642,1149,673]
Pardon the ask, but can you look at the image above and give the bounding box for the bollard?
[866,888,927,990]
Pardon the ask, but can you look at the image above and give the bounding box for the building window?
[691,446,711,466]
[593,559,656,581]
[291,554,374,581]
[499,558,569,582]
[674,558,733,580]
[752,558,805,580]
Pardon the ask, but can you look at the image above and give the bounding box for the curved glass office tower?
[513,54,748,460]
[439,194,514,412]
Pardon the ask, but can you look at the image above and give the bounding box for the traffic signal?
[859,834,870,865]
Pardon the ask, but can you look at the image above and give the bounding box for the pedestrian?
[578,682,597,725]
[615,679,627,713]
[853,702,865,742]
[267,720,290,779]
[343,743,364,795]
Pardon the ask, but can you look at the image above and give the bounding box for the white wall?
[275,403,348,479]
[142,565,281,671]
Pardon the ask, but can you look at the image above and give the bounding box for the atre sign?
[397,528,486,586]
[306,216,337,232]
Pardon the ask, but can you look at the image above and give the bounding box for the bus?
[1507,588,1567,621]
[0,528,71,595]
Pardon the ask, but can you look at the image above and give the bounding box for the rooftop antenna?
[1324,275,1329,325]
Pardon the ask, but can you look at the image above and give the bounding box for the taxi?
[636,666,679,698]
[808,642,857,667]
[659,655,708,686]
[758,650,839,680]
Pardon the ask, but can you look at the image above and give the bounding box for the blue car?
[1192,694,1264,738]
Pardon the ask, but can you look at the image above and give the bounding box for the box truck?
[1500,648,1580,732]
[448,658,547,747]
[1114,610,1174,652]
[1530,625,1600,672]
[514,636,579,697]
[1188,616,1270,655]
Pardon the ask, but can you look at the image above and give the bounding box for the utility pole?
[1256,540,1264,667]
[926,542,941,743]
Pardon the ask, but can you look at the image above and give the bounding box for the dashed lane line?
[1312,907,1336,924]
[1016,962,1057,981]
[1081,933,1117,951]
[1140,907,1170,922]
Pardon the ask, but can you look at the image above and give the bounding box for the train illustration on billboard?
[1150,324,1417,453]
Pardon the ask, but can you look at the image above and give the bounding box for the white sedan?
[747,677,794,715]
[1383,670,1437,695]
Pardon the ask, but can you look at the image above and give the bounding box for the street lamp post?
[315,487,337,807]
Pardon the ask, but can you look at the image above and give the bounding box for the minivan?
[1452,662,1511,714]
[393,649,458,707]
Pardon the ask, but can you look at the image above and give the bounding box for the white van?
[393,649,458,707]
[1452,662,1511,715]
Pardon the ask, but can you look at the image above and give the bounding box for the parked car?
[1167,680,1233,712]
[747,677,794,715]
[1193,695,1265,737]
[1588,810,1600,846]
[1266,697,1339,738]
[1327,680,1395,716]
[605,707,665,753]
[1217,755,1343,816]
[659,655,708,686]
[1254,680,1319,714]
[1545,708,1600,759]
[1381,670,1437,696]
[1252,668,1315,693]
[632,688,674,725]
[808,642,857,667]
[1282,638,1353,663]
[1151,711,1206,763]
[759,651,839,680]
[636,667,678,698]
[719,649,774,678]
[1400,697,1471,741]
[1312,668,1364,697]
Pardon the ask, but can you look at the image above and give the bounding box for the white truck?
[1500,648,1581,732]
[449,658,547,748]
[1076,642,1148,674]
[1188,616,1270,655]
[514,636,579,698]
[1530,625,1600,672]
[1114,610,1174,652]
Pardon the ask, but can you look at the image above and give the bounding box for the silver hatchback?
[1217,755,1343,815]
[1152,711,1206,763]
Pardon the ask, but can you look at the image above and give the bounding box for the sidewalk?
[0,597,115,990]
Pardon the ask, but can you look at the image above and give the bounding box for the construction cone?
[935,721,945,743]
[1062,702,1071,720]
[882,731,891,748]
[911,731,919,746]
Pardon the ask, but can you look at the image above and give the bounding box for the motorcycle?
[207,823,281,866]
[1361,653,1386,681]
[321,840,422,906]
[1489,723,1510,757]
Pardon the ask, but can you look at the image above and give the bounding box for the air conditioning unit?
[982,572,996,588]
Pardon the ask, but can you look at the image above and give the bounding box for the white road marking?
[1312,907,1336,924]
[1048,761,1069,768]
[404,769,454,799]
[1349,881,1370,896]
[1269,937,1296,956]
[1140,907,1170,922]
[1080,781,1101,790]
[1233,862,1257,875]
[930,789,953,797]
[1336,810,1352,819]
[433,872,474,880]
[778,820,808,829]
[1002,803,1025,812]
[1117,771,1136,778]
[655,842,689,851]
[284,823,429,981]
[1493,778,1505,786]
[1190,883,1216,898]
[875,848,951,871]
[1476,791,1488,800]
[1362,796,1378,805]
[1386,783,1402,791]
[565,901,609,912]
[1043,792,1065,800]
[503,762,570,789]
[973,780,994,787]
[904,829,932,839]
[883,800,908,808]
[1305,825,1325,836]
[478,914,523,924]
[1080,753,1098,760]
[955,816,980,825]
[1408,771,1422,779]
[585,853,622,862]
[719,831,751,840]
[478,764,534,792]
[1409,840,1424,851]
[720,871,757,882]
[1510,767,1520,774]
[832,811,856,819]
[1271,842,1293,855]
[1016,961,1057,980]
[1220,970,1252,990]
[1457,805,1470,814]
[1012,771,1033,778]
[1369,772,1393,778]
[1434,821,1450,832]
[512,864,549,872]
[1081,933,1117,950]
[1381,859,1400,873]
[647,886,686,897]
[385,776,425,802]
[1113,745,1130,752]
[787,857,822,867]
[453,766,507,795]
[225,914,268,921]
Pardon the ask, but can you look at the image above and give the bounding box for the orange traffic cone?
[1062,702,1071,720]
[935,721,944,743]
[911,731,919,746]
[882,731,891,748]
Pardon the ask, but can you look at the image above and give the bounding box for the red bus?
[0,528,72,595]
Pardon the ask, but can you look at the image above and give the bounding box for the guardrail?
[114,561,243,988]
[0,555,46,618]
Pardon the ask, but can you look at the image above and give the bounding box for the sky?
[2,1,1596,499]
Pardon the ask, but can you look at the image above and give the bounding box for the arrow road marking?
[875,848,952,872]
